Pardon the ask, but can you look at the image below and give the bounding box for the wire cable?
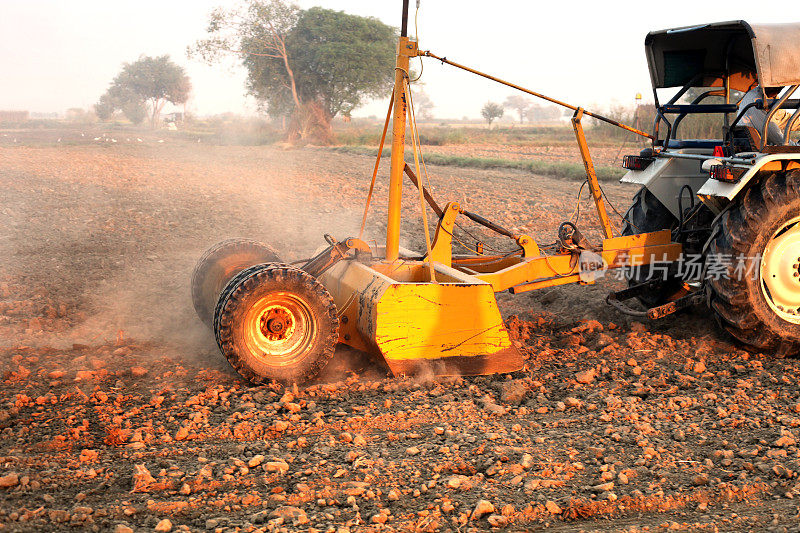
[405,78,437,282]
[570,180,587,224]
[410,3,423,82]
[597,181,639,231]
[358,90,394,239]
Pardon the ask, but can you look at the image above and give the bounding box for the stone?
[545,500,561,514]
[174,427,189,441]
[520,453,534,469]
[270,506,308,525]
[446,475,469,489]
[594,333,615,349]
[155,518,173,532]
[387,488,401,501]
[487,514,509,527]
[48,509,70,523]
[500,381,527,404]
[265,461,289,475]
[0,472,19,488]
[471,499,494,520]
[114,525,134,533]
[132,464,155,492]
[483,402,507,415]
[565,397,582,409]
[248,454,265,468]
[775,435,796,448]
[773,464,792,479]
[693,361,706,373]
[575,368,596,384]
[406,447,420,456]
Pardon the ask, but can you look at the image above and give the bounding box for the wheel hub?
[242,292,316,365]
[260,307,293,340]
[760,215,800,323]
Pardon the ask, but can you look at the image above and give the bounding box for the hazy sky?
[0,1,795,118]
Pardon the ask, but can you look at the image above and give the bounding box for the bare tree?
[191,1,303,126]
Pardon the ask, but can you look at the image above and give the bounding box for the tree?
[504,94,530,123]
[411,87,435,121]
[96,55,191,128]
[481,101,504,126]
[527,103,561,123]
[190,0,396,143]
[94,94,114,121]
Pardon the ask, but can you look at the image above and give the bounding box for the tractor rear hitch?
[606,281,703,320]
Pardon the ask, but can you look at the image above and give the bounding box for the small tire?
[215,264,338,384]
[191,239,281,327]
[706,170,800,353]
[621,188,685,306]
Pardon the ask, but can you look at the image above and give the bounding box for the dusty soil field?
[1,130,800,532]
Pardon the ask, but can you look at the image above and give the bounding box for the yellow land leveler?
[191,1,683,384]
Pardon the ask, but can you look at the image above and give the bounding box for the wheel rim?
[242,292,316,365]
[760,215,800,323]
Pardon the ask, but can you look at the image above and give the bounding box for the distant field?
[1,117,643,184]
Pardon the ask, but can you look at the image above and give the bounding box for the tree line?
[481,96,564,126]
[93,0,564,139]
[96,0,396,142]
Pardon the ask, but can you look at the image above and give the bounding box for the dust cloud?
[0,137,372,365]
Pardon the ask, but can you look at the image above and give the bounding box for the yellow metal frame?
[317,25,683,377]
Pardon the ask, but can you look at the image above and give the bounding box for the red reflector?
[713,146,725,157]
[622,155,655,171]
[710,164,746,183]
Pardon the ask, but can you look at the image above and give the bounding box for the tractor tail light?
[710,164,747,183]
[622,155,655,171]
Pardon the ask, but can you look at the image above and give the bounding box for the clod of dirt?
[471,499,495,520]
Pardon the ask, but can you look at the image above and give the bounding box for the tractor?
[191,7,800,384]
[618,20,800,352]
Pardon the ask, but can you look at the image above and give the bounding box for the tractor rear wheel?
[215,264,338,384]
[707,170,800,353]
[621,188,686,306]
[191,239,281,327]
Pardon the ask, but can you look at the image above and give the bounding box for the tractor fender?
[620,150,709,219]
[697,153,800,200]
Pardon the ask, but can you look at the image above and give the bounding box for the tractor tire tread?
[706,170,800,355]
[191,238,281,327]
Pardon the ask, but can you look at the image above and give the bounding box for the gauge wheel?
[191,239,281,327]
[214,264,338,384]
[621,187,688,307]
[706,170,800,354]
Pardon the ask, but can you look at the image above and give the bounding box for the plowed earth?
[1,130,800,532]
